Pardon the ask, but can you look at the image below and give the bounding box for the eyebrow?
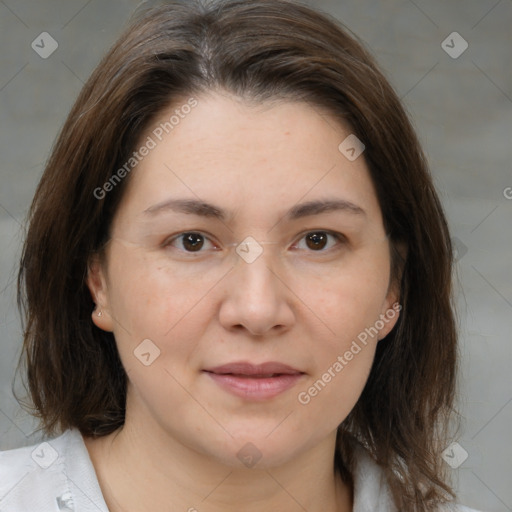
[143,197,366,221]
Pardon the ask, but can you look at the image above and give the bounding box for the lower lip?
[204,372,304,400]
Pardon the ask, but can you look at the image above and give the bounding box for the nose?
[218,246,295,337]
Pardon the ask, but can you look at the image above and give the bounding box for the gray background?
[0,1,511,510]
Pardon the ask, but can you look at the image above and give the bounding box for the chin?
[206,429,308,470]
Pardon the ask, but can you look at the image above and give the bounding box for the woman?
[0,0,480,511]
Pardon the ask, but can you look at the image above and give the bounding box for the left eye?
[293,231,345,252]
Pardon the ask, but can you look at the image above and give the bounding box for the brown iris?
[182,233,205,251]
[305,232,328,250]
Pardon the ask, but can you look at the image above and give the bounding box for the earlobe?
[377,241,406,340]
[86,255,114,332]
[377,278,402,341]
[91,306,114,332]
[377,300,402,341]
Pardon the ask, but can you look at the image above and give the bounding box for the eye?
[293,231,346,252]
[164,232,217,253]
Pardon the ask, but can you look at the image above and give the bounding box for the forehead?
[114,92,382,226]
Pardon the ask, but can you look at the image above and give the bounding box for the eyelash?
[163,230,347,255]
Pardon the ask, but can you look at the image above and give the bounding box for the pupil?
[183,233,204,251]
[306,232,327,250]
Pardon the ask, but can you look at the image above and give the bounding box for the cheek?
[296,346,375,433]
[104,247,221,383]
[295,276,385,426]
[299,249,391,340]
[107,244,217,333]
[293,250,390,416]
[105,257,209,417]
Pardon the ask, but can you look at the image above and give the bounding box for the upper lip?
[203,361,304,376]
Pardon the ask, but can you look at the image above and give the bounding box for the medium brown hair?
[16,0,459,509]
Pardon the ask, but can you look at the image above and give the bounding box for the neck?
[84,416,353,512]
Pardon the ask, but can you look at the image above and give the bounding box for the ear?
[377,241,407,341]
[86,254,114,332]
[376,297,402,341]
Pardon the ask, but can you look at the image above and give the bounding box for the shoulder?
[0,430,76,511]
[0,428,108,512]
[350,441,483,512]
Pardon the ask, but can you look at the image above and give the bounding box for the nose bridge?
[232,238,281,296]
[219,237,294,335]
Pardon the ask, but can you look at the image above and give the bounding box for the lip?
[203,361,305,401]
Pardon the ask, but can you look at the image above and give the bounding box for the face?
[88,91,400,469]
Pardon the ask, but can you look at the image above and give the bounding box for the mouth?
[202,361,305,400]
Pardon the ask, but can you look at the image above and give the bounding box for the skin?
[85,90,401,512]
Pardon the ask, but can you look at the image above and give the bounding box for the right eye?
[163,232,218,253]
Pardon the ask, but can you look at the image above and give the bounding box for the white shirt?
[0,428,480,511]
